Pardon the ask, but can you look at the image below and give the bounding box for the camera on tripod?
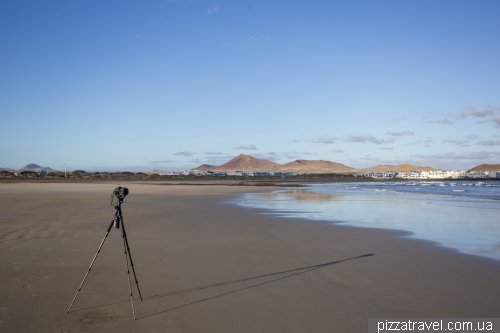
[68,186,142,320]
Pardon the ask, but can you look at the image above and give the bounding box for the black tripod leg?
[122,226,137,320]
[120,218,143,301]
[67,219,114,313]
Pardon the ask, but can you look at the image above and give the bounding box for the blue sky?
[1,0,499,171]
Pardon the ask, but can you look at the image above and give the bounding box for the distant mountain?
[469,164,500,172]
[0,167,15,172]
[188,154,450,174]
[210,154,353,173]
[354,164,440,173]
[212,154,280,171]
[281,160,354,173]
[17,164,55,172]
[193,164,218,171]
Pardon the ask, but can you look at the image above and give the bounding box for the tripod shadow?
[138,253,374,320]
[72,254,373,318]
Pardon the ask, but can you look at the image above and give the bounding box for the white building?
[426,171,448,179]
[445,171,467,178]
[227,171,244,176]
[396,171,422,179]
[468,171,487,179]
[382,171,397,179]
[358,171,397,179]
[486,172,500,178]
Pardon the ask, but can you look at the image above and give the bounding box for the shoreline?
[1,183,500,332]
[235,185,500,262]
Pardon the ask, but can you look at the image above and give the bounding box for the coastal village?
[354,170,500,179]
[162,169,498,179]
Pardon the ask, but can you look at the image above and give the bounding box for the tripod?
[66,195,142,320]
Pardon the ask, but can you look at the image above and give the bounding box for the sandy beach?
[1,183,500,333]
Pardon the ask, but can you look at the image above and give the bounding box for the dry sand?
[1,183,500,333]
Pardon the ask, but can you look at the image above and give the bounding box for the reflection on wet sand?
[239,185,500,261]
[256,188,343,202]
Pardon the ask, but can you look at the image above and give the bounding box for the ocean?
[235,180,500,261]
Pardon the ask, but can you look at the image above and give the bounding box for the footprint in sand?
[57,263,64,266]
[57,257,64,261]
[22,285,31,289]
[13,267,19,271]
[79,311,123,330]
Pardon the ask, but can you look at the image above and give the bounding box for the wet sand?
[1,183,500,333]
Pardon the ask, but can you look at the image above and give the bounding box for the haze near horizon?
[1,1,499,171]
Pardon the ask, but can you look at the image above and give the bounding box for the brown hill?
[193,164,218,171]
[0,168,15,172]
[194,154,444,174]
[354,164,440,173]
[17,163,54,172]
[280,160,354,173]
[469,164,500,172]
[213,154,280,171]
[210,155,354,174]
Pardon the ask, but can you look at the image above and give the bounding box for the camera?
[113,187,129,201]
